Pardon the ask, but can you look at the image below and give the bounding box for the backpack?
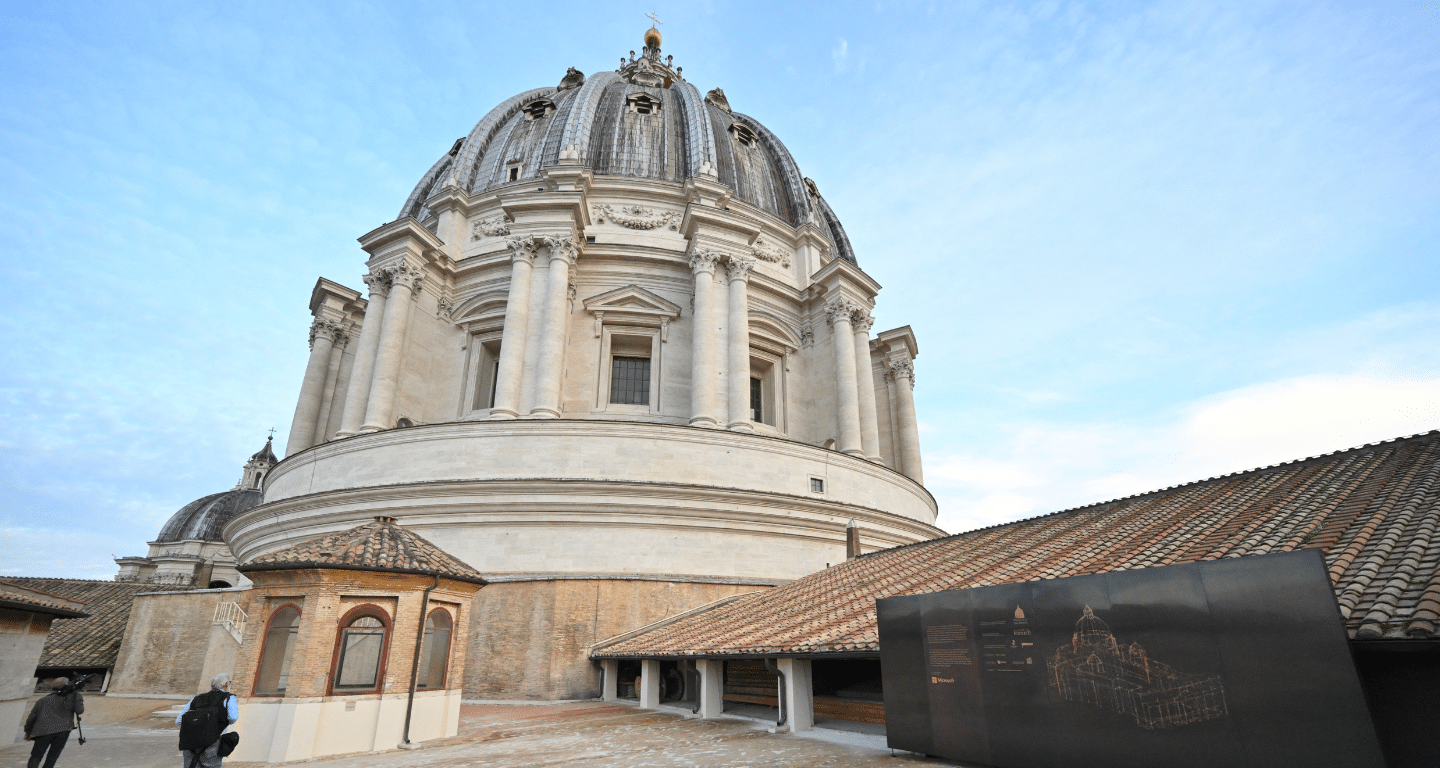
[178,690,231,753]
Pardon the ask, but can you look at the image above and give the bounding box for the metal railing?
[212,602,248,643]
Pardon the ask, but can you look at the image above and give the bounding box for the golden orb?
[644,27,662,48]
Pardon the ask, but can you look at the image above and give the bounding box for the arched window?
[416,608,453,690]
[254,605,301,695]
[332,608,390,693]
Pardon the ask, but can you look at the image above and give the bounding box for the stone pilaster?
[888,359,923,483]
[489,237,540,419]
[850,310,882,462]
[725,257,756,432]
[334,270,392,438]
[286,318,345,456]
[360,263,423,432]
[526,235,579,419]
[827,298,864,457]
[687,250,725,428]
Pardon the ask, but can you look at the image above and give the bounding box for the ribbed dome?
[155,488,264,544]
[398,36,857,264]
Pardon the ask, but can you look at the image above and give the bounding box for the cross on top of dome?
[620,16,681,87]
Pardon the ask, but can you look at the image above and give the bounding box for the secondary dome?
[398,31,856,263]
[154,437,277,544]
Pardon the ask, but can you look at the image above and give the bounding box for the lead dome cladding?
[398,32,857,265]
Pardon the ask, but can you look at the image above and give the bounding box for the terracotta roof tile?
[4,579,193,669]
[595,430,1440,658]
[0,581,89,618]
[239,517,487,585]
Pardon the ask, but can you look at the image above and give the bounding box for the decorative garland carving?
[749,236,791,269]
[593,204,680,231]
[471,216,511,239]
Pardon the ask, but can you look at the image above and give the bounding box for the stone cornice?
[811,256,881,298]
[498,189,590,228]
[875,325,919,360]
[358,216,446,259]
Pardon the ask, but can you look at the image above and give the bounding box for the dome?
[1074,605,1112,639]
[154,436,277,544]
[155,487,263,543]
[398,34,857,264]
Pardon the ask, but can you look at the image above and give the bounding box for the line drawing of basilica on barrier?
[1046,606,1228,729]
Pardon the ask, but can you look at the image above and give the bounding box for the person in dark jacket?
[24,677,84,768]
[176,673,238,768]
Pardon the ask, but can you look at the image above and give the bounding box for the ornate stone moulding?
[470,215,511,239]
[592,203,680,231]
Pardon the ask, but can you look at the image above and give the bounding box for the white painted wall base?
[696,659,724,719]
[601,659,618,702]
[0,698,26,745]
[230,689,461,763]
[638,659,660,710]
[778,658,813,732]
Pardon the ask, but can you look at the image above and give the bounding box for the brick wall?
[232,569,476,701]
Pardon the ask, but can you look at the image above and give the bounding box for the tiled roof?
[239,517,488,585]
[595,430,1440,658]
[0,581,89,618]
[4,579,194,668]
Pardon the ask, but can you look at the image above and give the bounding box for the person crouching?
[176,674,239,768]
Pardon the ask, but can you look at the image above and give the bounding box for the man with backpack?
[176,673,239,767]
[23,677,84,768]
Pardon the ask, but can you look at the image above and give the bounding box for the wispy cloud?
[928,373,1440,535]
[832,38,849,72]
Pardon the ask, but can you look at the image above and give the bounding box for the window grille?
[610,356,651,405]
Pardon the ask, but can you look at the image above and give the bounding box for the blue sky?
[2,1,1437,579]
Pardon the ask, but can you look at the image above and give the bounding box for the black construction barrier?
[877,549,1385,768]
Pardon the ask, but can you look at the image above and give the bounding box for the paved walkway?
[2,699,961,768]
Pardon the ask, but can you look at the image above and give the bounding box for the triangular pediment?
[582,285,682,318]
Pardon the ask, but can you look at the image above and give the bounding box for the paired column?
[311,326,349,445]
[489,237,539,419]
[360,264,423,432]
[334,270,391,438]
[827,299,865,457]
[687,251,724,427]
[725,257,756,431]
[285,319,344,456]
[527,235,579,418]
[888,360,924,483]
[850,310,882,462]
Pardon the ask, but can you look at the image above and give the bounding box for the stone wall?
[0,608,52,743]
[109,590,233,696]
[464,578,764,700]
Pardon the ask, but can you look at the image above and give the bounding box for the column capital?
[725,256,756,283]
[850,309,875,333]
[688,249,726,275]
[307,318,346,349]
[362,269,393,297]
[503,236,540,266]
[887,359,916,385]
[381,263,425,300]
[542,234,580,265]
[825,297,860,326]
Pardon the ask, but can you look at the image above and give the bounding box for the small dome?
[155,488,263,543]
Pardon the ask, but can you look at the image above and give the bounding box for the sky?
[1,1,1437,579]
